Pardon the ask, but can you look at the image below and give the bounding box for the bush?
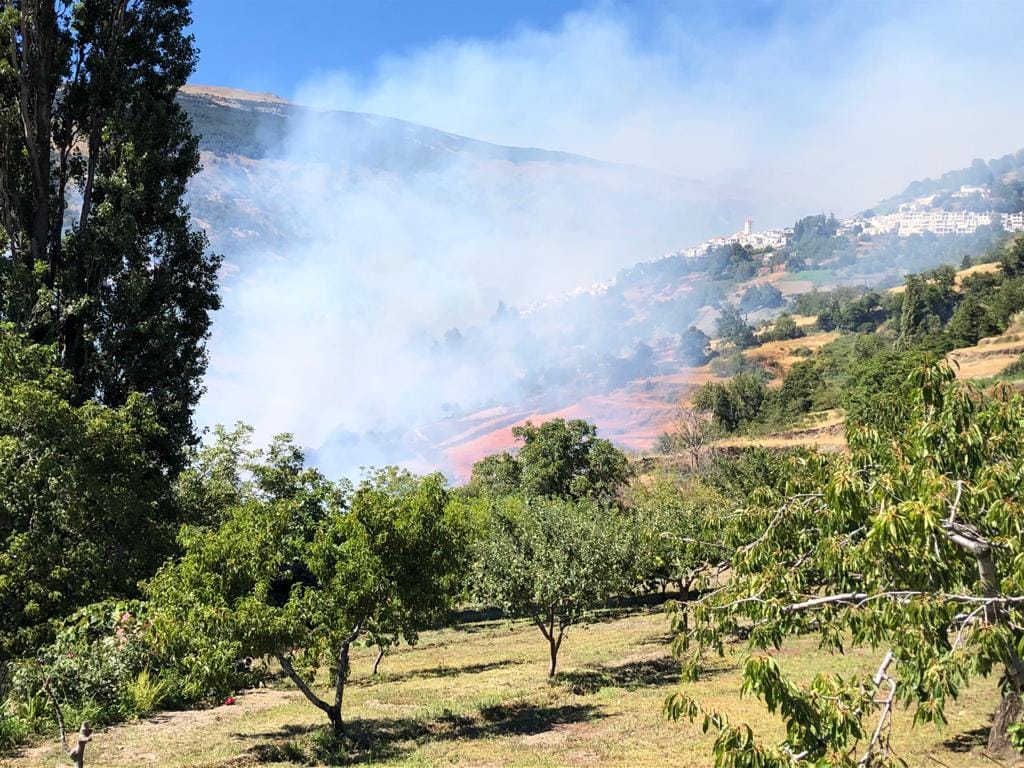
[10,601,152,727]
[1000,354,1024,378]
[126,670,171,716]
[0,713,27,750]
[760,314,805,343]
[6,598,245,732]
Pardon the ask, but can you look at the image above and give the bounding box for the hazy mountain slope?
[180,85,763,258]
[180,85,791,477]
[181,84,1021,479]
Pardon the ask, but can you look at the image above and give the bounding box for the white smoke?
[195,0,1024,477]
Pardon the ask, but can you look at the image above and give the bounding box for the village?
[676,184,1024,260]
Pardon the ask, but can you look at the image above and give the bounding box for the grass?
[780,269,836,285]
[4,605,1011,767]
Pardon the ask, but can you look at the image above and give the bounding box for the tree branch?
[275,654,332,715]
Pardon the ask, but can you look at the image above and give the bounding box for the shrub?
[0,713,27,750]
[760,314,805,343]
[10,601,152,727]
[1000,354,1024,378]
[126,670,171,717]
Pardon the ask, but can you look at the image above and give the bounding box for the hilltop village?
[677,185,1024,261]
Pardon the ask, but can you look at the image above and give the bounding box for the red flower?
[224,696,236,706]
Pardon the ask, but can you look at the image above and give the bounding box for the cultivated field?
[6,604,1009,767]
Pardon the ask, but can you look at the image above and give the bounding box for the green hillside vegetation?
[687,238,1024,439]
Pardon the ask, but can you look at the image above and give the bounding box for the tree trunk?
[987,683,1022,754]
[68,722,91,768]
[373,646,385,676]
[326,705,343,738]
[333,641,351,734]
[548,635,559,677]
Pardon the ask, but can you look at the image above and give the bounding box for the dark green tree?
[679,325,711,365]
[945,295,999,347]
[0,325,174,660]
[0,0,220,469]
[470,419,631,504]
[693,373,767,432]
[715,305,757,349]
[1000,236,1024,279]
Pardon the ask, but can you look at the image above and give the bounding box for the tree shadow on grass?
[350,658,525,687]
[236,701,604,765]
[553,655,682,695]
[942,726,988,753]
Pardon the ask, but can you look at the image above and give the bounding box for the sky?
[189,0,590,96]
[189,0,1024,210]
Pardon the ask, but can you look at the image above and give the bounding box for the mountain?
[180,85,1021,480]
[180,85,793,477]
[180,85,769,259]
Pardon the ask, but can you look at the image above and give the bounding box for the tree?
[466,451,522,498]
[716,305,757,349]
[628,472,726,597]
[148,458,469,736]
[661,406,718,470]
[841,345,922,434]
[668,363,1024,763]
[1000,237,1024,279]
[739,283,783,314]
[0,0,221,469]
[0,325,174,661]
[471,419,631,504]
[692,373,767,432]
[760,313,804,343]
[474,496,634,676]
[945,295,998,347]
[679,325,711,366]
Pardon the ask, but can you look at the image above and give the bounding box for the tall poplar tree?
[0,0,219,469]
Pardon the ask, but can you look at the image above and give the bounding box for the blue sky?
[186,0,806,98]
[190,0,591,96]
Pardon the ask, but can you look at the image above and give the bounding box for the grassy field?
[4,604,1012,768]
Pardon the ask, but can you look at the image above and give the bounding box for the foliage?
[627,473,727,595]
[693,373,767,433]
[8,600,163,728]
[469,419,631,504]
[759,314,804,343]
[668,363,1024,763]
[709,349,761,377]
[945,294,999,347]
[657,407,719,470]
[679,326,712,366]
[0,0,221,470]
[0,326,178,660]
[898,267,958,346]
[702,448,805,500]
[1000,353,1024,378]
[147,448,469,734]
[715,306,757,350]
[1001,237,1024,279]
[840,344,927,434]
[473,496,636,676]
[706,244,757,282]
[738,284,784,314]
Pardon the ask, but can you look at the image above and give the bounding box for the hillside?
[178,84,1024,479]
[179,85,760,257]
